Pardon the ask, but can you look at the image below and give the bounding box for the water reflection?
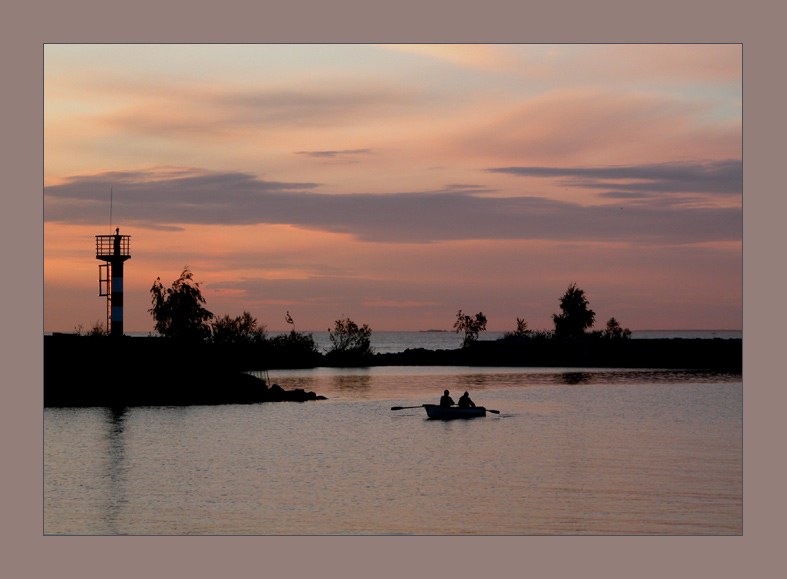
[278,376,318,391]
[44,377,741,535]
[332,373,372,391]
[104,407,128,534]
[457,374,491,390]
[558,372,593,385]
[251,367,742,405]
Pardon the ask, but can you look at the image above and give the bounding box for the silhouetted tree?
[453,310,488,347]
[149,267,214,340]
[602,317,632,339]
[503,317,530,341]
[552,283,595,339]
[211,311,267,345]
[328,316,373,356]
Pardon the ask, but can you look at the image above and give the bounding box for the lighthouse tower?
[96,228,131,338]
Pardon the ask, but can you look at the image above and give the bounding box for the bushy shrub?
[328,317,374,356]
[269,329,319,355]
[211,311,267,345]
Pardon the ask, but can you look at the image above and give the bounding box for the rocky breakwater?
[44,334,326,408]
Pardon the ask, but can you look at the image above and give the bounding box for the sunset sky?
[44,44,742,333]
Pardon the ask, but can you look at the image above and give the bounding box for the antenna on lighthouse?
[109,187,113,234]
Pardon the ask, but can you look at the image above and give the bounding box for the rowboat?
[423,404,487,419]
[389,404,499,417]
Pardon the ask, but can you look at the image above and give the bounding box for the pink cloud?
[589,44,741,83]
[443,87,740,165]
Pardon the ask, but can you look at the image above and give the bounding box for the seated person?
[457,391,475,408]
[439,390,455,407]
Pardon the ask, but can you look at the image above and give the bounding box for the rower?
[439,390,455,407]
[457,391,475,408]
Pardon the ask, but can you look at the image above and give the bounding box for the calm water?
[44,367,742,535]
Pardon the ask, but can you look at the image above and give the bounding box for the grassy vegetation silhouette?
[502,318,530,341]
[73,320,107,337]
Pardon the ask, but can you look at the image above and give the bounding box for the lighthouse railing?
[95,235,131,259]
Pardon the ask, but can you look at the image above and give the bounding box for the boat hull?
[423,404,486,419]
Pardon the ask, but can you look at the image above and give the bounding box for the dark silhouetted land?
[376,337,742,371]
[44,334,325,407]
[44,334,741,407]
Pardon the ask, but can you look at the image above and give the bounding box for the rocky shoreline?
[44,334,741,407]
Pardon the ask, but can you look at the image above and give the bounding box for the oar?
[391,404,501,414]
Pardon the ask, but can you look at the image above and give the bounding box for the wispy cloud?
[362,299,441,308]
[589,44,741,83]
[444,88,741,165]
[380,44,523,72]
[213,89,412,127]
[45,166,741,245]
[99,87,416,139]
[443,183,487,190]
[295,149,373,158]
[486,160,742,198]
[381,44,741,85]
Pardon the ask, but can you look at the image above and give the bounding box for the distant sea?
[112,329,742,354]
